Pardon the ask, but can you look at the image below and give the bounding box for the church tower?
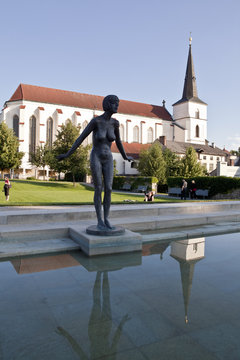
[172,37,207,145]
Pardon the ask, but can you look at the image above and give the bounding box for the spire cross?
[189,32,192,46]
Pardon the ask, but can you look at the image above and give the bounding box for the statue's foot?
[104,219,114,230]
[97,220,106,230]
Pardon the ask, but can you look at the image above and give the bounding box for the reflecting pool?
[1,232,240,359]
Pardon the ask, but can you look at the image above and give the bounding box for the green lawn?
[0,180,180,206]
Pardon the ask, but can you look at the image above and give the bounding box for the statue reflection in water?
[56,271,130,359]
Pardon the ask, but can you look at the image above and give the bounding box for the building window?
[133,126,139,142]
[195,125,200,138]
[217,157,219,161]
[29,115,37,160]
[147,127,153,143]
[209,164,214,171]
[120,124,124,141]
[13,115,19,138]
[203,155,207,160]
[195,109,200,119]
[210,156,213,160]
[46,118,53,148]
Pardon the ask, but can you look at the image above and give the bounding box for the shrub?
[167,176,240,197]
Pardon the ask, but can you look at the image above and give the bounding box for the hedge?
[113,176,158,191]
[167,176,240,197]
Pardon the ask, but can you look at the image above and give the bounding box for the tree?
[49,122,90,185]
[180,146,206,177]
[0,122,24,177]
[163,148,182,177]
[29,143,52,180]
[230,147,240,156]
[138,143,166,183]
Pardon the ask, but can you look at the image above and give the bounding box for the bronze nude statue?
[58,95,133,231]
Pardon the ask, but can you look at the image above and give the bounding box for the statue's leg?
[91,153,105,229]
[102,156,114,229]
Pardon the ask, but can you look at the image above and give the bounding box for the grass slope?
[0,180,178,206]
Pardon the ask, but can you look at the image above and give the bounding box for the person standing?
[181,179,188,200]
[190,180,197,199]
[3,177,11,201]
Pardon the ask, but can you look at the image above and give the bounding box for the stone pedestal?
[69,226,142,256]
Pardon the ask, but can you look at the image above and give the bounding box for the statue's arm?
[114,120,133,162]
[57,119,95,160]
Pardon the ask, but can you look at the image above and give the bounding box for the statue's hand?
[57,154,68,161]
[126,156,134,162]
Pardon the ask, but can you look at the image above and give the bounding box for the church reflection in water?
[9,236,205,357]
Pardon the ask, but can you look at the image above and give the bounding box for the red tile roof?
[111,142,151,159]
[8,84,172,121]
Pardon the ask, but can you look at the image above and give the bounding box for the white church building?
[0,39,227,178]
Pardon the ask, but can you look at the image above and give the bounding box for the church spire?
[173,37,206,106]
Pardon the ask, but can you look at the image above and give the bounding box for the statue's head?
[102,95,119,112]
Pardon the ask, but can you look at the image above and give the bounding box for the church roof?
[111,142,151,159]
[155,139,226,156]
[7,84,173,121]
[173,43,207,106]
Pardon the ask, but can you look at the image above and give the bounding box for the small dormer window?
[195,125,200,138]
[195,109,200,119]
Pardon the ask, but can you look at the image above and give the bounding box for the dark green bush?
[113,176,158,191]
[167,176,240,197]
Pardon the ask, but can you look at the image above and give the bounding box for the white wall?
[173,101,207,145]
[216,162,240,177]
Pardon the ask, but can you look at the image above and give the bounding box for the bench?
[196,189,209,199]
[136,185,148,193]
[168,187,209,199]
[121,183,131,191]
[168,187,182,196]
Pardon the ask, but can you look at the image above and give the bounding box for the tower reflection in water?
[170,237,205,323]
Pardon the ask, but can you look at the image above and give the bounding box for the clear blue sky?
[0,0,239,150]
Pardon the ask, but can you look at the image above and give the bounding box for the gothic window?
[147,127,153,143]
[133,126,139,142]
[46,117,53,148]
[120,124,124,141]
[29,115,37,159]
[195,125,200,138]
[195,109,200,119]
[13,115,19,138]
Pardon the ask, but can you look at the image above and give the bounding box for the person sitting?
[144,191,154,202]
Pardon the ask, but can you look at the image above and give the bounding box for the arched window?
[120,124,124,141]
[13,115,19,138]
[195,125,200,138]
[133,126,139,142]
[195,109,200,119]
[46,117,53,148]
[82,120,89,146]
[147,127,153,143]
[29,115,37,159]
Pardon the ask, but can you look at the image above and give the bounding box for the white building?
[0,39,227,178]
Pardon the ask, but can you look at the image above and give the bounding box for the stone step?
[0,209,239,243]
[1,201,240,225]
